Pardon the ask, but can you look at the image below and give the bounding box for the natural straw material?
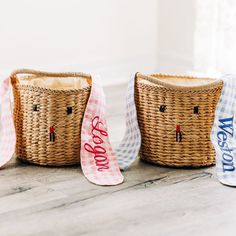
[135,73,223,167]
[11,69,91,166]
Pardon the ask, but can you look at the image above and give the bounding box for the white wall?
[0,0,159,85]
[157,0,196,74]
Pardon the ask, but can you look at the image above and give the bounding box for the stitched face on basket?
[29,93,83,145]
[12,73,92,166]
[135,78,220,147]
[155,94,212,143]
[135,76,222,167]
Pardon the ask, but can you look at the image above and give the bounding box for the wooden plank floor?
[0,84,236,236]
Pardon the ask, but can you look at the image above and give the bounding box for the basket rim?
[10,68,91,79]
[14,84,91,94]
[10,68,92,92]
[136,72,223,91]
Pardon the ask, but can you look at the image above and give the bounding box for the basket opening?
[16,75,91,90]
[139,74,219,87]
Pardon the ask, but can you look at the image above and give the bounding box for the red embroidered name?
[84,116,110,171]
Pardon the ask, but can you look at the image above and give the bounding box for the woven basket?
[135,73,223,167]
[11,69,91,166]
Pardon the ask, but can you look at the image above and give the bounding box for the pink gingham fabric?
[0,78,16,167]
[80,77,124,185]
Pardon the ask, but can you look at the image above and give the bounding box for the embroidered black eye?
[33,104,38,111]
[67,107,73,115]
[160,105,166,113]
[194,106,199,114]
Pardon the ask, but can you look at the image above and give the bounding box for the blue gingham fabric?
[116,76,141,170]
[211,75,236,186]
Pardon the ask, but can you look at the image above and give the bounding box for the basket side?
[13,85,91,166]
[135,75,223,167]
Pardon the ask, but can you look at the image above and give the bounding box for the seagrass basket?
[11,69,91,166]
[135,73,223,167]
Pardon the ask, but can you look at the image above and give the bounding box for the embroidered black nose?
[159,105,166,112]
[33,104,38,111]
[67,107,73,115]
[194,106,199,114]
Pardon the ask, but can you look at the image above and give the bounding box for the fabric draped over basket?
[0,69,141,186]
[0,69,235,187]
[135,73,223,167]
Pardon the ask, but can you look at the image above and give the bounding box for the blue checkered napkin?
[211,75,236,186]
[116,77,141,170]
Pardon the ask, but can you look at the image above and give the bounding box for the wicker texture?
[135,73,223,167]
[11,69,91,166]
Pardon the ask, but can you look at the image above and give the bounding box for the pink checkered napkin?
[80,77,124,185]
[0,78,16,167]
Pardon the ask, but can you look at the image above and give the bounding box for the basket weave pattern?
[135,73,223,167]
[12,70,91,166]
